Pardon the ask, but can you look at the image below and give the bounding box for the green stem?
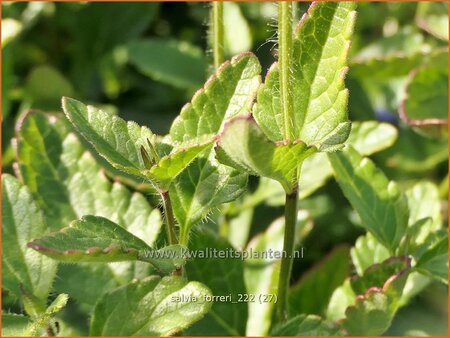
[211,1,224,69]
[276,189,298,322]
[292,1,299,24]
[278,1,294,140]
[161,191,178,246]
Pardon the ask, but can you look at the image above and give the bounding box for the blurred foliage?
[1,1,448,336]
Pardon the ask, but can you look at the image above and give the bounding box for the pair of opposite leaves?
[28,1,356,272]
[63,1,356,195]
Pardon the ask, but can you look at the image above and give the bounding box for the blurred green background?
[2,1,448,336]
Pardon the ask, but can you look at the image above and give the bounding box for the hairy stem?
[161,191,178,246]
[211,1,224,69]
[278,1,294,140]
[276,189,298,322]
[292,1,299,24]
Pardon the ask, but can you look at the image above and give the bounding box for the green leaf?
[289,246,350,316]
[270,314,343,336]
[253,1,355,149]
[245,121,399,206]
[74,2,159,59]
[61,97,157,178]
[351,233,390,276]
[15,111,162,242]
[170,53,261,142]
[170,155,248,244]
[342,257,412,335]
[15,112,162,305]
[244,211,312,336]
[416,2,449,41]
[147,139,213,189]
[54,265,122,307]
[378,126,448,174]
[350,256,411,295]
[328,146,409,251]
[350,28,428,79]
[405,181,443,244]
[25,66,74,111]
[400,59,448,138]
[217,114,316,193]
[28,215,151,263]
[1,174,57,304]
[223,3,252,56]
[344,292,392,335]
[90,276,212,336]
[138,245,188,275]
[347,121,398,155]
[300,121,398,198]
[28,215,186,274]
[1,314,31,337]
[184,228,247,336]
[415,234,448,284]
[127,38,206,89]
[62,97,211,188]
[326,280,356,321]
[168,53,261,240]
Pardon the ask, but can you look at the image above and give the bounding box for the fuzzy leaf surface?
[28,215,150,262]
[170,155,247,243]
[62,97,157,178]
[15,112,162,305]
[169,54,261,237]
[246,121,399,206]
[28,215,186,274]
[328,146,409,251]
[63,97,210,188]
[1,174,57,303]
[170,53,261,142]
[90,276,212,336]
[15,112,162,241]
[254,1,355,150]
[147,140,212,189]
[217,115,316,193]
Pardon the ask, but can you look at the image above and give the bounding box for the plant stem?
[211,1,224,69]
[161,191,178,245]
[278,1,294,140]
[276,189,298,322]
[292,1,299,24]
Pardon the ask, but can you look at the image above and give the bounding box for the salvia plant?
[2,1,448,337]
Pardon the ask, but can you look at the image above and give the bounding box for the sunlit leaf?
[90,276,212,336]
